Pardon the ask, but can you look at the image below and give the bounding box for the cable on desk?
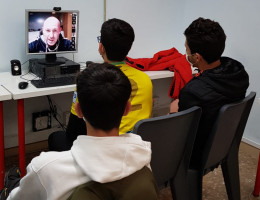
[20,72,39,82]
[21,60,29,66]
[47,96,67,132]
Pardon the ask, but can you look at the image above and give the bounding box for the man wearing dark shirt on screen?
[29,16,72,53]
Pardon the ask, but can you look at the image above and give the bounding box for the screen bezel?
[25,9,79,55]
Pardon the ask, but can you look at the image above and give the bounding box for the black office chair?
[133,106,202,200]
[187,91,256,200]
[48,113,86,151]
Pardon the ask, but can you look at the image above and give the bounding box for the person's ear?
[195,53,202,63]
[98,43,106,55]
[123,101,131,116]
[75,102,84,118]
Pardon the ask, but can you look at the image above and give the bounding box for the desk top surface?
[0,85,12,101]
[0,70,174,100]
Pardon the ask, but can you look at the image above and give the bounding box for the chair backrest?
[67,166,158,200]
[133,106,202,187]
[202,92,256,171]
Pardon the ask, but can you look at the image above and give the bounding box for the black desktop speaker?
[11,59,22,76]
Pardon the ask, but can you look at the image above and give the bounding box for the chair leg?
[170,179,188,200]
[170,170,189,200]
[221,153,241,200]
[186,169,202,200]
[253,153,260,197]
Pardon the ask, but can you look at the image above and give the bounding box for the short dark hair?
[100,18,135,61]
[76,63,131,131]
[184,17,226,64]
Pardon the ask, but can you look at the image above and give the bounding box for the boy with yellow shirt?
[48,18,153,151]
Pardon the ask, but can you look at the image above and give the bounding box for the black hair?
[184,17,226,64]
[76,63,131,131]
[100,18,135,61]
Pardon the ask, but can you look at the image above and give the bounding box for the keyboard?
[31,76,76,88]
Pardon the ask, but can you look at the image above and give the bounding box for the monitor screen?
[25,9,79,64]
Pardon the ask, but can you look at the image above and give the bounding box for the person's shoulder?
[63,38,72,44]
[29,39,38,44]
[120,63,145,73]
[121,133,152,150]
[182,77,202,90]
[29,38,44,53]
[30,151,72,172]
[59,38,72,50]
[29,39,40,47]
[121,64,151,81]
[181,76,213,98]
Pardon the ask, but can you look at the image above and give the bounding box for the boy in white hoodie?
[7,63,155,200]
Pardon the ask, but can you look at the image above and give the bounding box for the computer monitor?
[25,9,79,65]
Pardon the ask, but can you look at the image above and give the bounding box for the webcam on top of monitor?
[53,7,61,11]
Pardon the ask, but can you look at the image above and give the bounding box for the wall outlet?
[32,110,51,132]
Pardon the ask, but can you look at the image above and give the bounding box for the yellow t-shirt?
[70,62,153,134]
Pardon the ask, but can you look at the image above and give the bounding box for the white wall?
[107,0,186,58]
[107,0,260,148]
[1,0,260,148]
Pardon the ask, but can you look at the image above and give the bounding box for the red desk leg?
[17,99,25,177]
[0,101,5,189]
[253,153,260,197]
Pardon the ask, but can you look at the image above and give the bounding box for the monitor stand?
[37,54,65,66]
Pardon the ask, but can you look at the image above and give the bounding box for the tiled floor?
[4,141,260,200]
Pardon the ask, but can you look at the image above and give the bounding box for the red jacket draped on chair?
[126,47,193,99]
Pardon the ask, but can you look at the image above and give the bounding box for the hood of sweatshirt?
[198,57,249,99]
[71,133,151,183]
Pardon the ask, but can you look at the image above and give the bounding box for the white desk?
[0,70,174,177]
[0,70,174,100]
[0,72,76,100]
[0,85,12,188]
[145,70,174,80]
[0,86,12,101]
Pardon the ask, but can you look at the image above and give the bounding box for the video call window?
[26,10,79,54]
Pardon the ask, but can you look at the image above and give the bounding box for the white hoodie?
[7,134,151,200]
